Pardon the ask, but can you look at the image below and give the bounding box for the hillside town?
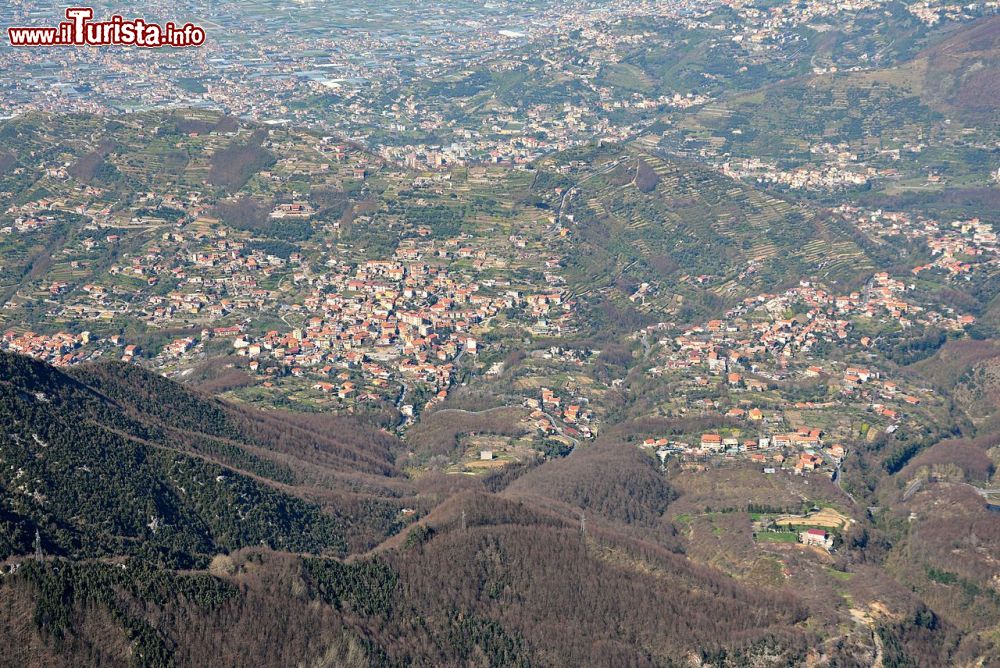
[636,241,982,474]
[0,121,585,422]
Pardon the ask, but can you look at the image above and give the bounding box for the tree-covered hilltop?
[0,352,410,568]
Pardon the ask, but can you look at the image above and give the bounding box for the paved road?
[964,483,1000,499]
[819,449,856,505]
[555,158,624,226]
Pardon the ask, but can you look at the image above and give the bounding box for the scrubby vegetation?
[0,149,16,175]
[67,140,121,185]
[509,442,677,528]
[211,197,312,240]
[207,129,276,192]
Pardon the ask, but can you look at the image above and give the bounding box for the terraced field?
[774,507,852,532]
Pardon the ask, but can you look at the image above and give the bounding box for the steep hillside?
[507,441,677,530]
[0,353,985,665]
[0,352,410,566]
[918,16,1000,119]
[875,482,1000,659]
[0,355,815,666]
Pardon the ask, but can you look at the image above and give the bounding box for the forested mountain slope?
[0,352,410,567]
[0,352,938,667]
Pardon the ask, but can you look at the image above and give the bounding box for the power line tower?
[579,510,586,541]
[461,508,467,533]
[34,529,43,561]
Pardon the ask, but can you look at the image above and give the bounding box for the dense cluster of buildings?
[227,245,570,410]
[0,124,583,417]
[0,0,716,167]
[7,0,987,173]
[840,206,999,279]
[637,232,981,473]
[722,157,875,190]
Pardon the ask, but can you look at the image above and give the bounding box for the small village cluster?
[722,157,875,190]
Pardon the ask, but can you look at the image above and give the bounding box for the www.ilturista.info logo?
[7,7,206,47]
